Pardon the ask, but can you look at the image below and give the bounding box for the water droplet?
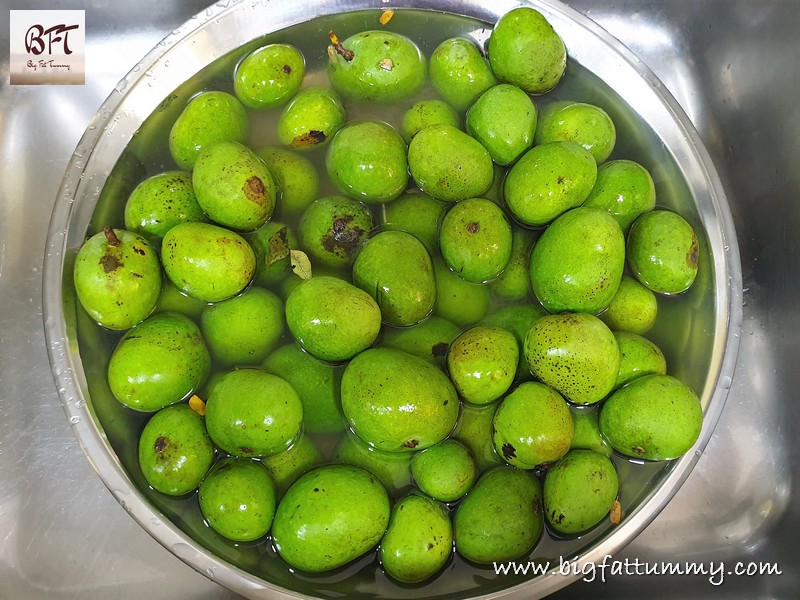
[171,542,199,560]
[719,375,732,389]
[205,567,216,579]
[69,415,81,425]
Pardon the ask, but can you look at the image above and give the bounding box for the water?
[72,7,710,599]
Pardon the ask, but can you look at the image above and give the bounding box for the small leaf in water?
[291,250,313,280]
[379,9,395,25]
[265,226,291,268]
[189,394,206,416]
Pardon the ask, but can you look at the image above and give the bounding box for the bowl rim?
[42,0,743,598]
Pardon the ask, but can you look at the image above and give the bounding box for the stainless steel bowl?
[42,0,742,598]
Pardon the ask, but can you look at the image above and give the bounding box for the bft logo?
[10,10,85,85]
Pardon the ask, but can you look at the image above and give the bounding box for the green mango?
[613,331,667,389]
[504,141,597,227]
[326,121,408,204]
[73,227,162,330]
[451,401,504,472]
[429,37,497,111]
[543,449,619,535]
[466,83,537,165]
[260,434,324,496]
[168,90,248,170]
[254,146,319,218]
[454,466,543,563]
[535,101,617,163]
[447,325,518,405]
[234,43,305,109]
[600,274,659,335]
[327,30,426,102]
[381,315,461,368]
[284,276,381,362]
[408,124,494,202]
[205,368,303,457]
[529,206,625,314]
[583,159,656,231]
[332,430,413,497]
[380,191,447,255]
[276,86,346,150]
[272,464,390,572]
[352,230,436,326]
[123,171,206,240]
[488,7,566,94]
[439,198,513,283]
[599,374,702,460]
[161,221,255,303]
[433,258,490,327]
[401,99,460,143]
[492,381,573,469]
[138,403,214,496]
[108,311,210,412]
[198,458,277,542]
[627,210,700,295]
[380,493,453,583]
[200,286,284,367]
[341,348,459,452]
[298,196,372,269]
[410,439,477,502]
[524,313,620,406]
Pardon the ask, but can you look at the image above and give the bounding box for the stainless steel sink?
[0,0,796,598]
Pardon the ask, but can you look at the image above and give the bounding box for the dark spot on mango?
[239,446,254,455]
[291,130,327,147]
[431,342,449,357]
[243,176,267,204]
[99,253,122,273]
[282,64,292,74]
[502,442,517,459]
[321,215,364,258]
[402,439,420,449]
[154,436,169,455]
[687,235,699,268]
[466,222,480,234]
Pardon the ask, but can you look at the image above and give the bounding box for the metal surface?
[0,1,795,599]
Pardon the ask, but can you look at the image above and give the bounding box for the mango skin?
[439,197,513,284]
[504,141,597,227]
[599,374,703,461]
[411,439,477,502]
[488,7,566,94]
[327,30,426,103]
[524,313,620,406]
[352,231,436,327]
[326,121,408,204]
[260,434,324,496]
[168,90,249,170]
[433,259,490,327]
[341,348,459,453]
[600,274,659,335]
[262,342,345,434]
[429,37,497,112]
[401,99,460,143]
[535,101,617,163]
[543,449,619,535]
[193,141,276,231]
[627,210,700,295]
[198,458,277,542]
[73,228,162,330]
[138,403,214,496]
[451,402,504,472]
[570,409,611,456]
[272,464,390,572]
[583,159,656,231]
[284,276,381,362]
[108,311,210,412]
[204,368,303,458]
[124,171,206,240]
[161,222,255,303]
[381,315,461,369]
[408,124,494,203]
[333,431,413,498]
[447,325,519,405]
[529,206,625,314]
[481,303,546,382]
[380,493,453,583]
[381,191,447,255]
[276,87,346,150]
[454,466,543,564]
[492,381,573,469]
[613,331,667,389]
[254,146,319,218]
[466,83,537,165]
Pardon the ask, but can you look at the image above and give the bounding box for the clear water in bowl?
[74,7,712,599]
